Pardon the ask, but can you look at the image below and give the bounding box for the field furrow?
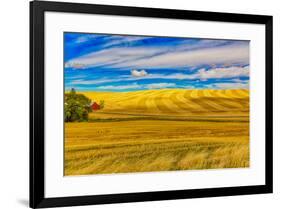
[82,89,249,116]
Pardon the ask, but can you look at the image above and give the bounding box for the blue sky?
[64,32,249,92]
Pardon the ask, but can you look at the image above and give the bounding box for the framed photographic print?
[30,0,273,208]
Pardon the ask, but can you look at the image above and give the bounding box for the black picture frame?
[30,1,273,208]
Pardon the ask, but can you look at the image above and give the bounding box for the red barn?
[91,102,100,111]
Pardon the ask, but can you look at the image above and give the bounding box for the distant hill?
[81,89,249,117]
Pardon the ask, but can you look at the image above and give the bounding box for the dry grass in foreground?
[64,119,249,175]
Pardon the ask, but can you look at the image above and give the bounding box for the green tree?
[64,88,92,122]
[99,100,105,109]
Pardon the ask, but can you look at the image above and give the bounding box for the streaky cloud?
[65,37,249,70]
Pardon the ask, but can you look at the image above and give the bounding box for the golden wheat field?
[64,89,249,176]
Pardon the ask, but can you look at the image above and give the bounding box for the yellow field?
[64,89,249,176]
[83,89,249,117]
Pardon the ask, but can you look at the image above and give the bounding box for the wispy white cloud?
[131,69,148,77]
[96,82,177,91]
[130,66,250,81]
[102,36,150,48]
[205,78,249,89]
[146,66,249,81]
[74,34,97,43]
[71,78,117,85]
[209,82,249,89]
[73,34,118,44]
[70,66,249,87]
[193,66,249,81]
[65,40,249,70]
[96,83,142,90]
[119,44,249,69]
[65,47,163,69]
[65,62,86,69]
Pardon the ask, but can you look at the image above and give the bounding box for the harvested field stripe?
[153,90,181,113]
[192,90,223,112]
[170,91,197,113]
[239,89,250,97]
[183,90,208,111]
[229,89,249,98]
[110,90,153,104]
[146,89,168,113]
[206,90,245,110]
[190,89,200,99]
[217,98,245,109]
[203,89,214,98]
[135,90,162,112]
[214,89,230,98]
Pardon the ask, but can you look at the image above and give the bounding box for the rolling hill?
[81,89,249,119]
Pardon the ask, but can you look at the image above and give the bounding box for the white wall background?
[0,0,280,208]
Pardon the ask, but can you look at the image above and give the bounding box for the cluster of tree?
[64,88,92,122]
